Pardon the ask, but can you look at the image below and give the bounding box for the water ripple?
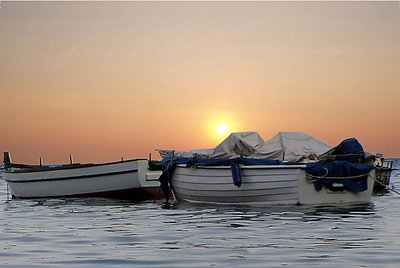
[1,162,400,267]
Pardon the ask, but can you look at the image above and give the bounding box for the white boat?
[159,132,376,206]
[3,153,162,199]
[169,163,374,206]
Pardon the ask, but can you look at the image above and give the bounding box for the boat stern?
[298,170,374,205]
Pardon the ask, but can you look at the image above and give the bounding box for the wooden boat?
[158,132,377,207]
[161,159,375,206]
[2,152,162,199]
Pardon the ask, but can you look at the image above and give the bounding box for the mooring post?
[3,152,12,169]
[6,183,10,202]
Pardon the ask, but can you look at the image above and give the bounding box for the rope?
[369,174,400,196]
[307,172,400,196]
[324,153,364,157]
[306,172,371,182]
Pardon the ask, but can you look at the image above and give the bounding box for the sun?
[216,123,229,136]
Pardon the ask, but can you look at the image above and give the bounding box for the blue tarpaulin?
[306,138,374,192]
[161,157,282,169]
[305,161,374,192]
[321,138,366,163]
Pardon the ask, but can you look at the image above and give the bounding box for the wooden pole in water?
[6,183,9,202]
[69,155,73,164]
[3,152,12,168]
[39,158,42,166]
[149,153,152,161]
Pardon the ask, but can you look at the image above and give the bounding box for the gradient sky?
[0,1,399,164]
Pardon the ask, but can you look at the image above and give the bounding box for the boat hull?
[4,160,161,199]
[171,165,374,205]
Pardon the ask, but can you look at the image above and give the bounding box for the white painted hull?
[3,160,161,199]
[171,165,374,205]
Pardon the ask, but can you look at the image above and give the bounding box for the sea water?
[0,160,400,268]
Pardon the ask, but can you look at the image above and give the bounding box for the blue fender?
[231,161,242,187]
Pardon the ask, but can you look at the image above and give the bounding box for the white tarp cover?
[257,132,333,162]
[158,131,333,163]
[211,131,332,162]
[211,132,265,159]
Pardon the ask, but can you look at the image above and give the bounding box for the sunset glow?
[216,124,229,136]
[0,2,399,164]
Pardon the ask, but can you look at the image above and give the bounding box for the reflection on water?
[0,161,400,267]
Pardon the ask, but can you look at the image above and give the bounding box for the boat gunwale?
[3,158,148,174]
[175,164,307,169]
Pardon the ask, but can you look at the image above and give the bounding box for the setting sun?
[217,124,229,136]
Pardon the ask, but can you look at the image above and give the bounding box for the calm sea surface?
[1,160,400,268]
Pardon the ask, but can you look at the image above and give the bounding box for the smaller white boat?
[2,152,162,199]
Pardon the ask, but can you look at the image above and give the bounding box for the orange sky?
[0,1,399,164]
